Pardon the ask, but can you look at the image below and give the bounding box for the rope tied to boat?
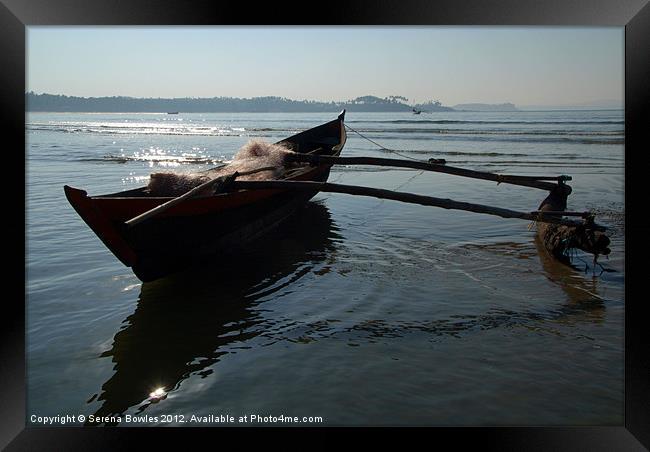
[343,123,435,193]
[344,123,424,162]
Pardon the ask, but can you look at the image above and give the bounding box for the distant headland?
[25,92,622,113]
[26,93,457,113]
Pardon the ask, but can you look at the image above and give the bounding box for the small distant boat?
[412,108,421,115]
[167,112,179,115]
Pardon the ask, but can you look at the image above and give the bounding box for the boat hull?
[65,112,346,282]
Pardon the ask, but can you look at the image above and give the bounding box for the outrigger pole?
[283,152,610,263]
[334,121,611,264]
[285,153,570,192]
[222,178,606,232]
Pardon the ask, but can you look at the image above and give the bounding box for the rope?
[344,124,430,209]
[344,124,423,162]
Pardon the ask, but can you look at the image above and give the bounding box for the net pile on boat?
[146,140,296,196]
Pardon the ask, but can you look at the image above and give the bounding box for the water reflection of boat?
[535,236,604,309]
[451,240,605,330]
[86,201,340,425]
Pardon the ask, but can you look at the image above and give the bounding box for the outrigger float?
[65,110,610,282]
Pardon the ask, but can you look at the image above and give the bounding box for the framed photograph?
[4,0,649,449]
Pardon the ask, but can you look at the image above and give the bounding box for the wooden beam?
[224,179,606,231]
[285,153,569,191]
[124,166,275,228]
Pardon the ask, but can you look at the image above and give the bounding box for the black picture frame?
[4,0,649,449]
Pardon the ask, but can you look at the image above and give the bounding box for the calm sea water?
[26,110,624,426]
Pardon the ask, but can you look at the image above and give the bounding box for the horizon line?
[26,92,623,109]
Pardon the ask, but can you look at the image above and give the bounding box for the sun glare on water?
[149,387,166,399]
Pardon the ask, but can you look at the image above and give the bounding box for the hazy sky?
[27,27,624,107]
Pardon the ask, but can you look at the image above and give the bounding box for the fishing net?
[146,140,295,196]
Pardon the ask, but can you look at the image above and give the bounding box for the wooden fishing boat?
[64,111,347,282]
